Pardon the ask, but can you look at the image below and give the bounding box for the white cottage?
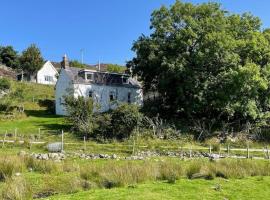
[17,61,59,85]
[55,55,143,115]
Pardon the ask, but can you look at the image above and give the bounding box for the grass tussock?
[1,177,32,200]
[0,156,23,181]
[24,157,60,174]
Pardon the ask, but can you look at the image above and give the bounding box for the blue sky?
[0,0,270,65]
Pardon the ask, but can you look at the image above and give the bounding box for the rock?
[41,154,49,160]
[15,172,21,176]
[111,154,117,159]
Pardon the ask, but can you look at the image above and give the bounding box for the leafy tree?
[106,64,126,73]
[20,44,44,75]
[0,46,19,69]
[128,1,270,126]
[70,60,86,68]
[64,96,95,138]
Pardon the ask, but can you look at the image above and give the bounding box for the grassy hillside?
[0,81,67,136]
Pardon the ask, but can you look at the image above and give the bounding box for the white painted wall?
[55,69,74,115]
[55,69,143,115]
[37,61,58,85]
[73,83,143,113]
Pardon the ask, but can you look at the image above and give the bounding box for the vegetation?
[19,44,44,75]
[64,96,95,138]
[0,155,268,199]
[69,60,86,69]
[0,46,19,69]
[106,64,126,73]
[128,1,270,135]
[0,78,11,91]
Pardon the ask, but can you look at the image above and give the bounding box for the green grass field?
[44,177,270,200]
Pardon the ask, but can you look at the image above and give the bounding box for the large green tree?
[128,1,270,124]
[20,44,44,75]
[0,46,19,69]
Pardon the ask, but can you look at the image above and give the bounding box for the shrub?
[64,96,95,138]
[111,103,143,139]
[93,113,112,140]
[0,78,11,91]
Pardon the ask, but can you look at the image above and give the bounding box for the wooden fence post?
[2,131,7,148]
[38,128,41,140]
[83,136,86,151]
[209,145,212,155]
[189,146,192,158]
[61,130,64,152]
[267,146,270,159]
[227,144,230,157]
[14,128,17,141]
[247,144,250,159]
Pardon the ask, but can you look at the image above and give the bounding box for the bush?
[110,103,143,139]
[64,96,95,138]
[93,113,112,140]
[0,78,11,91]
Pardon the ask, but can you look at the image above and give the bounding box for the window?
[86,73,93,81]
[122,77,128,84]
[109,91,115,101]
[45,75,53,82]
[59,97,65,105]
[89,91,93,98]
[128,92,131,103]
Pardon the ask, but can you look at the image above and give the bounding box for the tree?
[106,64,126,73]
[0,46,19,69]
[20,44,44,75]
[64,96,95,138]
[69,60,86,68]
[128,1,270,126]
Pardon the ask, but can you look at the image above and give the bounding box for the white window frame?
[45,75,53,82]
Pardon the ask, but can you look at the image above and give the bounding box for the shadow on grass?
[24,110,62,118]
[24,109,71,134]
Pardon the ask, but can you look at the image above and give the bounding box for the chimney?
[61,54,69,69]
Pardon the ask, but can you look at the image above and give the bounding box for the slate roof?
[63,67,141,88]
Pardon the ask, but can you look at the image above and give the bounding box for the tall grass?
[1,177,32,200]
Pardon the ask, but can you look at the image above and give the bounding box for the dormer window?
[86,73,93,81]
[122,76,128,84]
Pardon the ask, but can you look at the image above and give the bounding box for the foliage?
[69,60,86,69]
[128,1,270,127]
[106,64,126,73]
[19,44,44,75]
[110,103,143,139]
[0,78,11,91]
[0,46,19,69]
[64,96,95,138]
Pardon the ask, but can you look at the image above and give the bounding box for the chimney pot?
[61,54,69,69]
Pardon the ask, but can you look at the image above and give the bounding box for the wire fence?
[0,128,270,159]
